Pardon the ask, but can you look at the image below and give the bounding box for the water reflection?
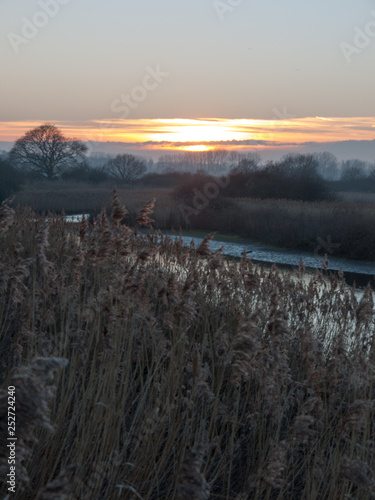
[166,234,375,288]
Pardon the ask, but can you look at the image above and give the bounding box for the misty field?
[1,193,375,499]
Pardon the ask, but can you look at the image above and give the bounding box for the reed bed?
[14,183,375,259]
[0,191,375,499]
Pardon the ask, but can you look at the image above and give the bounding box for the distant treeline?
[1,148,375,203]
[140,153,375,201]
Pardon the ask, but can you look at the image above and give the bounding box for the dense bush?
[173,172,236,225]
[0,158,23,202]
[328,178,375,193]
[137,171,190,188]
[174,173,220,203]
[222,154,333,201]
[61,163,109,184]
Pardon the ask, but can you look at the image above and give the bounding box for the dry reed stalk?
[340,456,375,493]
[356,285,373,328]
[0,357,68,490]
[177,446,210,500]
[35,465,76,500]
[0,197,15,232]
[110,187,128,227]
[196,233,215,257]
[231,314,262,385]
[262,440,287,489]
[135,198,156,228]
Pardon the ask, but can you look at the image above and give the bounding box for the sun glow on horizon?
[145,120,253,144]
[0,117,375,152]
[179,144,215,152]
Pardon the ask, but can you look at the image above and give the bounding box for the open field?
[1,195,375,499]
[14,184,173,215]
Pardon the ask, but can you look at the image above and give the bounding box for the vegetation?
[11,182,375,260]
[223,154,334,201]
[9,124,87,180]
[104,153,147,183]
[0,194,374,499]
[0,158,23,202]
[4,141,375,259]
[61,162,110,185]
[328,178,375,194]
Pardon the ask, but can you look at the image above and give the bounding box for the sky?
[1,0,375,158]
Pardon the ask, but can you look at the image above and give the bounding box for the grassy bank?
[1,196,375,499]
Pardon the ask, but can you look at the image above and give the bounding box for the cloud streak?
[1,117,375,152]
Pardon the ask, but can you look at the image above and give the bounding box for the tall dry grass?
[0,192,375,499]
[14,182,375,259]
[181,197,375,260]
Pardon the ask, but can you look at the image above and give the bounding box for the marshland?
[1,190,374,499]
[0,0,375,500]
[3,1,375,498]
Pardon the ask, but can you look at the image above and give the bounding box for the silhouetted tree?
[341,159,368,180]
[224,154,332,201]
[368,165,375,180]
[9,124,87,180]
[313,152,340,180]
[157,149,247,173]
[104,154,147,183]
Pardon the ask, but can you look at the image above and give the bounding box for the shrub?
[0,158,23,202]
[224,154,333,202]
[61,163,109,185]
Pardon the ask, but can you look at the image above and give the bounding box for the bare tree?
[104,154,147,183]
[235,153,261,173]
[313,152,340,180]
[9,124,87,180]
[341,159,369,181]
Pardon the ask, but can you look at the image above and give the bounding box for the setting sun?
[146,119,253,144]
[2,117,375,156]
[179,144,215,152]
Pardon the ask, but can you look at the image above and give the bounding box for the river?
[165,233,375,288]
[64,215,375,288]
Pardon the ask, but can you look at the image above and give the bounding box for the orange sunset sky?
[1,117,375,155]
[1,1,375,159]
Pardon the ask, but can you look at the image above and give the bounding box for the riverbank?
[157,230,375,288]
[13,183,375,261]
